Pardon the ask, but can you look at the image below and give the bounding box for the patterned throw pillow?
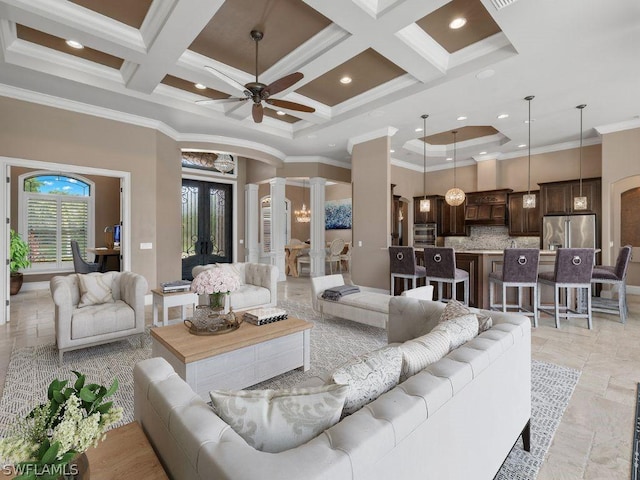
[399,330,451,381]
[216,263,244,285]
[210,384,348,453]
[330,346,402,416]
[433,313,479,350]
[439,299,493,333]
[77,272,115,308]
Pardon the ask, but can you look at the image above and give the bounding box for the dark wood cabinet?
[539,177,601,216]
[413,195,443,226]
[442,201,468,236]
[508,191,541,236]
[463,189,511,226]
[455,253,483,308]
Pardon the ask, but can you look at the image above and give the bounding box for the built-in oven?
[413,223,437,248]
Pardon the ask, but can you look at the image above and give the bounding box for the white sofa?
[134,297,531,480]
[192,263,278,311]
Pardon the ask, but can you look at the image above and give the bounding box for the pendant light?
[295,178,311,223]
[573,104,588,210]
[213,153,235,174]
[445,130,465,206]
[419,114,431,213]
[523,95,536,209]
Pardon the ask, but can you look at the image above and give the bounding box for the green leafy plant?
[10,229,31,274]
[0,372,122,479]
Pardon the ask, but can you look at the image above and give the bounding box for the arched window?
[19,172,95,271]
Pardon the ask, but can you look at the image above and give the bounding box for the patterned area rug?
[0,299,579,480]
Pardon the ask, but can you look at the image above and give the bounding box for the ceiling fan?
[196,30,315,123]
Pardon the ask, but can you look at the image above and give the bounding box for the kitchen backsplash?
[444,226,540,250]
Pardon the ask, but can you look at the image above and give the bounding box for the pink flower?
[191,268,240,295]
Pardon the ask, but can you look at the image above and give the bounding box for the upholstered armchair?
[50,271,148,364]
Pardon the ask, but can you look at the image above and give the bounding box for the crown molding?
[595,118,640,135]
[347,126,398,153]
[390,157,475,172]
[285,155,351,169]
[498,136,601,161]
[176,134,286,161]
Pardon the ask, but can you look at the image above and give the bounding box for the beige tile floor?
[2,278,639,479]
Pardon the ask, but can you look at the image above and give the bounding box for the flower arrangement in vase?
[0,371,122,479]
[191,267,240,313]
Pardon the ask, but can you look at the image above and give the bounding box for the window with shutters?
[19,173,95,272]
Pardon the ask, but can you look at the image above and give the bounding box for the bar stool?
[537,248,595,329]
[389,246,426,296]
[489,249,540,327]
[591,245,632,323]
[423,247,469,305]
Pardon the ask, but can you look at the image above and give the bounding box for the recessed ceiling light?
[446,157,453,161]
[524,119,536,124]
[65,39,84,49]
[340,76,352,84]
[415,128,423,132]
[457,116,467,121]
[449,17,467,29]
[518,144,527,148]
[390,149,395,153]
[479,151,487,155]
[307,134,317,139]
[497,113,509,119]
[369,110,385,118]
[328,143,336,147]
[194,83,206,90]
[276,110,286,116]
[476,69,495,80]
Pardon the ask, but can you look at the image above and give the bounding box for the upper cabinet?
[413,195,443,225]
[539,177,601,216]
[442,201,469,236]
[464,189,512,226]
[508,191,541,236]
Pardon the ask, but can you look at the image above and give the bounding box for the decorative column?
[309,177,326,277]
[244,184,259,263]
[269,177,287,281]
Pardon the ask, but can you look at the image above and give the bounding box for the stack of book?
[160,280,192,293]
[243,308,288,326]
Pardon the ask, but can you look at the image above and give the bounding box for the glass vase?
[208,292,230,314]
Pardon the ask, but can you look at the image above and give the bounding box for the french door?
[181,179,232,280]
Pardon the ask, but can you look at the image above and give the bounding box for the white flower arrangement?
[191,267,240,295]
[0,372,122,478]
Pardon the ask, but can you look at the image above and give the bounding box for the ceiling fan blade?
[263,72,304,97]
[204,66,248,94]
[266,99,315,113]
[252,103,264,123]
[195,97,247,105]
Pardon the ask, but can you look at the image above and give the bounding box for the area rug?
[0,299,579,480]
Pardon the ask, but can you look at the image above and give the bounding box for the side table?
[152,288,197,326]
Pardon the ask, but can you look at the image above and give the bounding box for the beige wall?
[276,162,351,183]
[601,127,640,288]
[235,157,247,262]
[351,136,390,290]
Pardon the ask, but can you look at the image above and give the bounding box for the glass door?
[181,179,232,280]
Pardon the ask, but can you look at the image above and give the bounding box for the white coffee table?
[151,289,198,326]
[150,316,312,398]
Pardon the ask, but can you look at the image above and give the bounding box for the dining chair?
[326,238,346,274]
[70,240,100,274]
[340,242,352,273]
[591,245,632,323]
[489,248,540,327]
[389,246,426,296]
[423,247,469,305]
[537,248,595,329]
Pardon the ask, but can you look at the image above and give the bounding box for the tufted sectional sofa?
[134,297,531,480]
[192,262,278,310]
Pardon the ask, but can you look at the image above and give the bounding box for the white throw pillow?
[433,313,479,350]
[330,346,402,416]
[439,299,492,333]
[210,384,348,453]
[77,272,115,308]
[216,263,244,285]
[399,330,451,381]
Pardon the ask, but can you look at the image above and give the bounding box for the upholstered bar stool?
[537,248,595,329]
[591,245,632,323]
[423,247,469,305]
[389,246,426,296]
[489,248,541,327]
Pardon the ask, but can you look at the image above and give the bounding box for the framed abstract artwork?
[325,199,352,230]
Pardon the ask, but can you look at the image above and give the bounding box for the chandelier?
[295,179,311,223]
[213,153,235,174]
[445,130,466,206]
[181,151,235,174]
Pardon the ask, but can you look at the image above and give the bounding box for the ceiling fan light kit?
[199,30,315,123]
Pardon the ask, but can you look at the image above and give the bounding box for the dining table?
[284,244,310,277]
[86,247,121,272]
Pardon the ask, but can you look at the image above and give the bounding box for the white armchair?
[50,271,148,364]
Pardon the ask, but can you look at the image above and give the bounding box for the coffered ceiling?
[0,0,638,170]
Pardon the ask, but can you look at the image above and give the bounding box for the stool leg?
[489,280,494,310]
[464,278,469,306]
[502,284,507,313]
[554,285,560,328]
[620,280,627,324]
[452,280,457,302]
[517,286,522,310]
[438,283,443,302]
[587,285,593,330]
[391,275,395,295]
[533,284,539,328]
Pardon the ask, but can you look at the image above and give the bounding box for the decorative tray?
[183,319,240,336]
[184,307,243,336]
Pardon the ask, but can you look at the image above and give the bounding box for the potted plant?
[10,229,31,295]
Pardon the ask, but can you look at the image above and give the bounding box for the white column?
[309,177,326,277]
[244,184,259,263]
[269,177,287,281]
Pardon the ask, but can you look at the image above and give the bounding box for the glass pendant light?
[445,130,465,206]
[573,104,588,210]
[295,178,311,223]
[419,114,431,213]
[213,153,235,173]
[523,95,536,209]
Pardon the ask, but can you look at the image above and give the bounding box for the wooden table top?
[151,288,196,297]
[284,244,309,250]
[150,315,313,364]
[86,247,121,256]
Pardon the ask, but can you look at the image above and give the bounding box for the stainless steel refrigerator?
[542,213,597,250]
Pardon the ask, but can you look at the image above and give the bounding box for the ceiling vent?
[490,0,519,10]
